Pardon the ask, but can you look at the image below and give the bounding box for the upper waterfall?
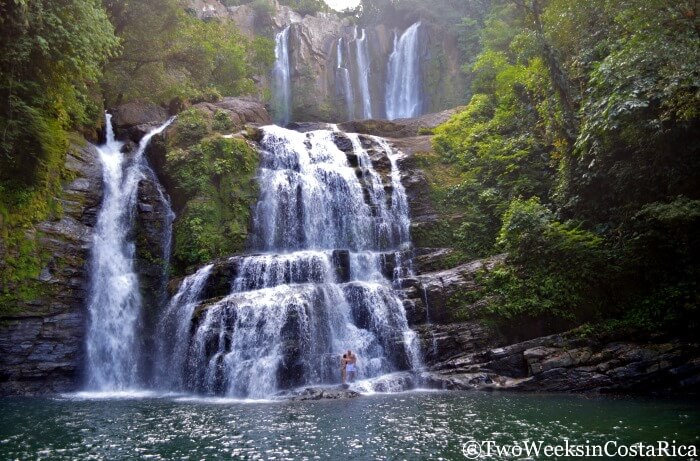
[272,26,292,125]
[386,22,423,120]
[354,27,373,120]
[336,37,355,120]
[85,114,172,391]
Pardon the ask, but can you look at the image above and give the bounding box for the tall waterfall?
[85,115,172,391]
[170,126,421,398]
[386,22,423,120]
[272,26,292,125]
[336,37,355,120]
[354,27,373,119]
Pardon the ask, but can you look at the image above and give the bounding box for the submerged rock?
[281,386,361,401]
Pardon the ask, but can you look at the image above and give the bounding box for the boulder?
[193,97,271,128]
[111,101,169,142]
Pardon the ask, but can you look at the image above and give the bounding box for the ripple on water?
[0,392,698,460]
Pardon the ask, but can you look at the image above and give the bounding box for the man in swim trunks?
[346,350,357,383]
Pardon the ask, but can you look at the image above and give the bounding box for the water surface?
[1,391,698,460]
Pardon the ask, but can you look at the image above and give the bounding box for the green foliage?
[166,128,259,273]
[0,1,117,314]
[0,0,117,183]
[171,109,209,147]
[101,0,274,106]
[428,0,699,334]
[279,0,329,16]
[485,197,608,322]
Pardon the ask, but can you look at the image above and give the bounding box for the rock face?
[419,327,700,394]
[133,170,173,380]
[0,143,103,395]
[338,107,464,138]
[186,0,467,123]
[399,255,507,326]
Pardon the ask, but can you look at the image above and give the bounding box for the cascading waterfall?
[85,114,172,391]
[354,27,373,119]
[336,37,355,121]
[272,26,292,125]
[155,264,213,390]
[386,22,423,120]
[173,125,421,398]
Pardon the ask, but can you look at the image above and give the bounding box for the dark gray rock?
[398,255,506,326]
[419,325,700,394]
[0,143,103,395]
[111,102,169,142]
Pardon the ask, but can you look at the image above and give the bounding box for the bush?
[484,197,609,323]
[166,135,259,272]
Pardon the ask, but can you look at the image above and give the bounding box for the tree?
[0,0,118,185]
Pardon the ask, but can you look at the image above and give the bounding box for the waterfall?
[85,114,173,391]
[155,264,213,390]
[180,126,421,398]
[336,37,355,120]
[386,22,423,120]
[272,26,292,125]
[354,27,373,119]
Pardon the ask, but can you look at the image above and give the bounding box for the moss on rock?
[165,131,260,274]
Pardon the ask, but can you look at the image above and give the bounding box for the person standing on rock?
[341,352,348,385]
[346,350,357,383]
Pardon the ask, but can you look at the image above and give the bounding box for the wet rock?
[331,132,354,153]
[282,386,361,401]
[111,101,168,142]
[0,143,103,396]
[412,248,461,273]
[397,255,505,325]
[419,326,700,394]
[287,122,334,132]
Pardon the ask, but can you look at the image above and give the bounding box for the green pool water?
[1,391,698,460]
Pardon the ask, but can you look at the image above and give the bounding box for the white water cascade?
[85,115,172,391]
[386,22,423,120]
[272,26,292,125]
[169,126,422,398]
[354,27,373,119]
[336,37,355,120]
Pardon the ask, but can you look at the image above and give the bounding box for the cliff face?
[0,143,103,395]
[186,0,467,123]
[280,15,465,122]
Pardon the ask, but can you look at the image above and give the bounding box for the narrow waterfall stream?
[272,26,292,125]
[386,22,423,120]
[354,27,373,119]
[160,125,422,398]
[85,115,172,391]
[336,37,355,120]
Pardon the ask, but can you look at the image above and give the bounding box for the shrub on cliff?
[163,110,259,274]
